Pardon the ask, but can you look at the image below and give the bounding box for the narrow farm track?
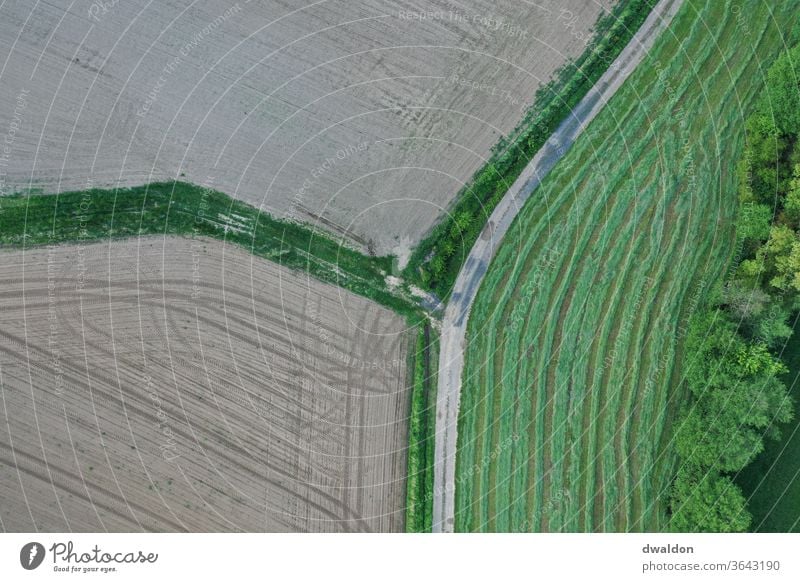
[447,0,799,532]
[432,0,684,533]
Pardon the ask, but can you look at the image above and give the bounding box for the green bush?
[403,0,659,297]
[405,325,437,532]
[669,466,750,533]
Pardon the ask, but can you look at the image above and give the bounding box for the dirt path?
[432,0,685,533]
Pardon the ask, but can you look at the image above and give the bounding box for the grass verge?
[405,323,438,532]
[0,181,422,318]
[402,0,658,298]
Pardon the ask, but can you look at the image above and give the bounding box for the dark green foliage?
[784,165,800,225]
[765,45,800,136]
[736,202,772,247]
[754,304,793,347]
[738,46,800,206]
[0,181,421,317]
[669,310,792,530]
[737,116,791,204]
[670,42,800,531]
[403,0,659,297]
[678,311,791,470]
[737,322,800,531]
[669,467,750,533]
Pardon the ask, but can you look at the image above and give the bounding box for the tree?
[764,45,800,136]
[722,279,770,322]
[758,224,800,290]
[684,310,743,391]
[739,114,790,204]
[737,258,764,285]
[430,254,445,277]
[679,310,792,472]
[674,405,763,472]
[784,164,800,224]
[455,211,472,232]
[736,203,772,246]
[754,304,793,347]
[669,467,750,533]
[441,240,456,258]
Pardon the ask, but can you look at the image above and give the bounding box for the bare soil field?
[0,0,609,256]
[0,237,410,532]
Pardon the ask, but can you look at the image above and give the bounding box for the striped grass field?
[455,0,800,532]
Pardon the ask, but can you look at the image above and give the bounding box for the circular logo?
[19,542,45,570]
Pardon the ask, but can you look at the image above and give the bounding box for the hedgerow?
[403,0,658,298]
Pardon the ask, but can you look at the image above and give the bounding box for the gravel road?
[431,0,685,533]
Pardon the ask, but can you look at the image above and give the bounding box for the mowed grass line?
[597,144,712,530]
[520,0,768,532]
[454,0,798,532]
[457,106,677,530]
[490,0,764,532]
[557,0,741,527]
[510,129,664,532]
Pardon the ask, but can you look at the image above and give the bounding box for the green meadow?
[455,0,800,531]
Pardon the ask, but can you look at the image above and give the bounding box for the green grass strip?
[405,323,438,532]
[0,180,422,318]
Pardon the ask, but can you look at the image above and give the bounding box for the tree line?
[402,0,659,298]
[669,44,800,532]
